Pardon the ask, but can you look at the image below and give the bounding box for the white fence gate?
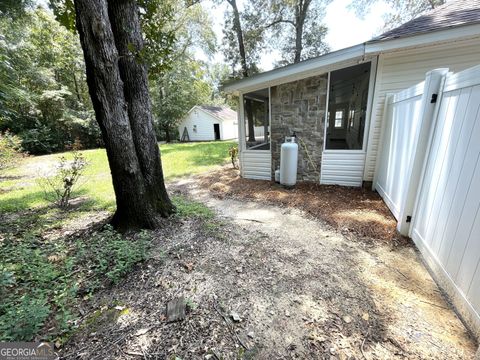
[374,65,480,338]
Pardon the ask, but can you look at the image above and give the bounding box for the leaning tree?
[74,0,174,230]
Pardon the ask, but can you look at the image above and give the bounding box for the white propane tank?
[280,136,298,186]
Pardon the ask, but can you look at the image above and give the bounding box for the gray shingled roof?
[198,105,237,122]
[372,0,480,42]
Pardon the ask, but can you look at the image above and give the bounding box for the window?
[334,111,343,128]
[325,62,371,150]
[243,88,270,150]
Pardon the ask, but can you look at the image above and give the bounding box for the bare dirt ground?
[197,168,405,246]
[60,170,478,359]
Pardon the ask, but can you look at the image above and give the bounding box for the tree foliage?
[221,0,330,72]
[222,0,264,77]
[50,0,178,78]
[267,0,331,65]
[150,2,218,141]
[0,0,33,19]
[0,8,100,154]
[349,0,445,30]
[151,59,212,141]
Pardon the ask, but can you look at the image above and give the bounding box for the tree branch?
[264,18,296,29]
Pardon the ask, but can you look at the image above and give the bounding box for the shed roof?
[372,0,480,42]
[196,105,237,122]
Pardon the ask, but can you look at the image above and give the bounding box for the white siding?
[178,107,237,141]
[220,119,238,140]
[240,150,271,180]
[320,151,366,187]
[178,109,216,141]
[365,37,480,181]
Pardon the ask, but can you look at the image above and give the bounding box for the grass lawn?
[0,140,236,213]
[0,140,234,342]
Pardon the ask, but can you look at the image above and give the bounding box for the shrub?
[228,145,239,169]
[0,130,23,169]
[20,124,60,154]
[38,143,87,208]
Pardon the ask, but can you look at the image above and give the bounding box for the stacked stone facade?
[270,74,328,181]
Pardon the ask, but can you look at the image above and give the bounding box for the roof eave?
[365,23,480,54]
[222,44,366,94]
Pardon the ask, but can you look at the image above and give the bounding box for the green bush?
[20,124,59,154]
[0,130,23,169]
[37,146,88,208]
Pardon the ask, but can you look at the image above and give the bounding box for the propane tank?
[280,136,298,186]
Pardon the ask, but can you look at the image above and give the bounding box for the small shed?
[178,105,238,141]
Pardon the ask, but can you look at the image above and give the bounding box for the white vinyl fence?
[374,65,480,338]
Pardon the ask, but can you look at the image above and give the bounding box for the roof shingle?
[197,105,237,122]
[372,0,480,42]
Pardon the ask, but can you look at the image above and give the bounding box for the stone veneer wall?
[270,74,328,181]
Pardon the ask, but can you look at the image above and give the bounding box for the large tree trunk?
[108,0,174,216]
[74,0,173,230]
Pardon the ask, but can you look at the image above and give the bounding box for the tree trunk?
[74,0,172,230]
[293,0,311,64]
[228,0,248,78]
[165,126,171,143]
[107,0,174,217]
[73,72,82,102]
[245,99,256,143]
[228,0,256,143]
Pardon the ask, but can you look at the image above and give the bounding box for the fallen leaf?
[362,313,369,321]
[343,315,352,324]
[183,262,194,272]
[134,328,149,336]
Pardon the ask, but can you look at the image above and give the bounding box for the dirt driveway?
[62,177,477,359]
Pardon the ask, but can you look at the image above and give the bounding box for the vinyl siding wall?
[240,150,272,180]
[178,108,237,141]
[220,119,238,140]
[365,36,480,181]
[178,109,217,141]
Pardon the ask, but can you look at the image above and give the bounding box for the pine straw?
[198,167,410,246]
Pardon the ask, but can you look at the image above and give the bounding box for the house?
[178,105,237,141]
[224,0,480,185]
[224,0,480,339]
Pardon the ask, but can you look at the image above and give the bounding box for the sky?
[35,0,390,72]
[200,0,391,71]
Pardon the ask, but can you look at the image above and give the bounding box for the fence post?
[397,68,449,235]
